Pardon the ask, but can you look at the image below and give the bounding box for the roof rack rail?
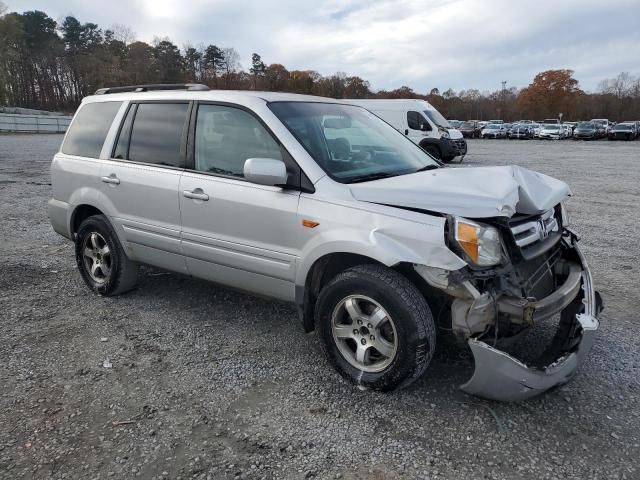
[94,83,210,95]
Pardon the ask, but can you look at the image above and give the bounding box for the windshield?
[577,122,594,128]
[460,122,474,128]
[543,125,560,131]
[614,123,633,130]
[269,102,440,183]
[485,124,500,130]
[423,109,451,129]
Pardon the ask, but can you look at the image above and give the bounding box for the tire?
[422,144,441,160]
[75,214,138,296]
[315,265,436,391]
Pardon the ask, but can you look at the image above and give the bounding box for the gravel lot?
[1,135,639,480]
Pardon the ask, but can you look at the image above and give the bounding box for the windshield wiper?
[414,164,439,173]
[347,172,398,184]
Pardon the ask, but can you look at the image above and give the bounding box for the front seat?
[331,137,351,160]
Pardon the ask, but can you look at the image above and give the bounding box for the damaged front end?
[415,209,603,402]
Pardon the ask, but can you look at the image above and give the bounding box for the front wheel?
[422,144,441,160]
[315,265,436,391]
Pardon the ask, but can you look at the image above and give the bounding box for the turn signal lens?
[453,217,502,267]
[456,222,479,262]
[302,219,320,228]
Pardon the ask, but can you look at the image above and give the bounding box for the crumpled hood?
[349,165,572,218]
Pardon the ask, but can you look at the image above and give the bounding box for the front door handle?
[101,174,120,185]
[183,189,209,201]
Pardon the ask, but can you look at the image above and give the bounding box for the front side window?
[194,104,282,177]
[62,101,122,158]
[126,103,189,167]
[407,111,426,130]
[269,102,439,183]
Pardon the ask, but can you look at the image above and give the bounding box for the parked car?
[608,122,638,140]
[488,119,504,124]
[573,122,599,140]
[625,121,640,137]
[509,123,535,139]
[561,124,573,138]
[539,124,564,140]
[591,119,611,134]
[459,121,481,138]
[347,99,467,162]
[449,120,462,129]
[480,123,507,139]
[564,122,577,136]
[48,84,602,401]
[532,123,543,138]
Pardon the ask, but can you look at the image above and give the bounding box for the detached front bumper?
[460,242,602,401]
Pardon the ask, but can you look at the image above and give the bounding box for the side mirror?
[244,158,288,187]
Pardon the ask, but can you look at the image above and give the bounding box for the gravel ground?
[1,135,639,480]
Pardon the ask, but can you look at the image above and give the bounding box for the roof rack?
[94,83,210,95]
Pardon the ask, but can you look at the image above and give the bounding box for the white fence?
[0,113,72,133]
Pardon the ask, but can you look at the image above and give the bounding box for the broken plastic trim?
[459,242,600,402]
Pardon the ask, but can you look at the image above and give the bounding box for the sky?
[6,0,640,93]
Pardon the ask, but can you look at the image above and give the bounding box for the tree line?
[1,6,639,121]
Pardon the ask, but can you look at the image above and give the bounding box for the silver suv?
[49,84,602,401]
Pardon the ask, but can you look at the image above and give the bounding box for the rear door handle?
[183,189,209,201]
[101,174,120,185]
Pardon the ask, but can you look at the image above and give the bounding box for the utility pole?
[501,81,507,120]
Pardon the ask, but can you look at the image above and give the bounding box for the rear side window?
[126,103,189,167]
[62,102,122,158]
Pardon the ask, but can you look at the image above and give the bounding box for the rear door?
[100,101,190,273]
[179,102,301,301]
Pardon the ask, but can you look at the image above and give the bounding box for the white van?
[345,99,467,162]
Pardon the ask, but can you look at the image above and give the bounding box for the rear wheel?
[315,265,436,391]
[75,215,138,296]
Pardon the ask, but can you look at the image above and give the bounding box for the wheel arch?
[71,204,105,237]
[297,252,387,332]
[418,138,442,156]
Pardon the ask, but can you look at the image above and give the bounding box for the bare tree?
[222,47,240,88]
[110,23,136,45]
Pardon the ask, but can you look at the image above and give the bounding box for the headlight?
[439,127,450,139]
[560,202,570,227]
[452,217,502,266]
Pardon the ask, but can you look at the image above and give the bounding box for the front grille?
[451,139,467,154]
[510,208,558,248]
[515,245,562,299]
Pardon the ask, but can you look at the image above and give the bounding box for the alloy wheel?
[331,295,398,373]
[82,232,112,284]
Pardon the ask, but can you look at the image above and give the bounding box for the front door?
[179,103,300,301]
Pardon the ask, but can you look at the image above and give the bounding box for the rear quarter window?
[61,102,122,158]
